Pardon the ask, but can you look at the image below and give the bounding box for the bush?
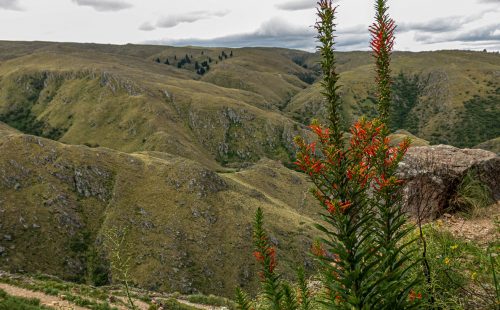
[0,289,49,310]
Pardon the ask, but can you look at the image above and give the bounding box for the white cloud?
[144,10,230,31]
[276,0,316,11]
[71,0,132,12]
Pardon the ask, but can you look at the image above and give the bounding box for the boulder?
[398,145,499,218]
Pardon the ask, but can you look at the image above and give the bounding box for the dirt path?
[176,299,228,310]
[115,295,149,310]
[440,202,500,246]
[0,282,88,310]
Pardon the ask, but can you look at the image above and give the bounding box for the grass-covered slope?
[475,137,500,154]
[0,128,317,297]
[285,50,500,148]
[0,41,314,168]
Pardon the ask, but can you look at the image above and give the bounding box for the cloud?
[414,23,500,44]
[398,13,485,33]
[139,22,155,31]
[276,0,316,11]
[0,0,22,10]
[71,0,132,12]
[156,10,229,28]
[140,10,230,31]
[478,0,499,3]
[145,18,369,51]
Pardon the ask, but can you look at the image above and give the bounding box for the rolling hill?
[0,41,498,297]
[0,41,498,169]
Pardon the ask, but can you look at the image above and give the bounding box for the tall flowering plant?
[294,0,421,307]
[237,0,421,309]
[236,207,312,310]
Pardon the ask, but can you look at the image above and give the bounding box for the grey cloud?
[0,0,22,10]
[452,23,500,42]
[71,0,132,12]
[153,10,229,29]
[276,0,316,11]
[139,22,155,31]
[339,24,369,35]
[478,0,499,3]
[414,23,500,44]
[145,18,369,51]
[398,13,485,33]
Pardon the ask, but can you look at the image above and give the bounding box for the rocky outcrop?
[398,145,499,218]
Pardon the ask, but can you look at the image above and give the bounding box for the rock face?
[398,145,499,218]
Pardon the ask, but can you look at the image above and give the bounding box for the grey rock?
[74,166,113,201]
[399,145,499,218]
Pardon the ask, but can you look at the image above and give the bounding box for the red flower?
[409,290,422,302]
[370,19,396,56]
[339,201,352,213]
[311,242,327,257]
[253,246,277,273]
[253,251,264,262]
[309,124,330,141]
[306,142,316,153]
[326,200,336,213]
[267,247,277,273]
[311,160,325,174]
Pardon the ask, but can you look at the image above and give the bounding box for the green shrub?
[409,224,500,309]
[0,289,49,310]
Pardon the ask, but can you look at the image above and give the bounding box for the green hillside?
[0,123,318,297]
[0,42,318,169]
[0,42,498,168]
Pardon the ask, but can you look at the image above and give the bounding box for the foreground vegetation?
[0,289,50,310]
[236,1,500,309]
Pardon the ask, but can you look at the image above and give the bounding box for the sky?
[0,0,499,52]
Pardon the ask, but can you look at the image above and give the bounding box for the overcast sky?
[0,0,499,52]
